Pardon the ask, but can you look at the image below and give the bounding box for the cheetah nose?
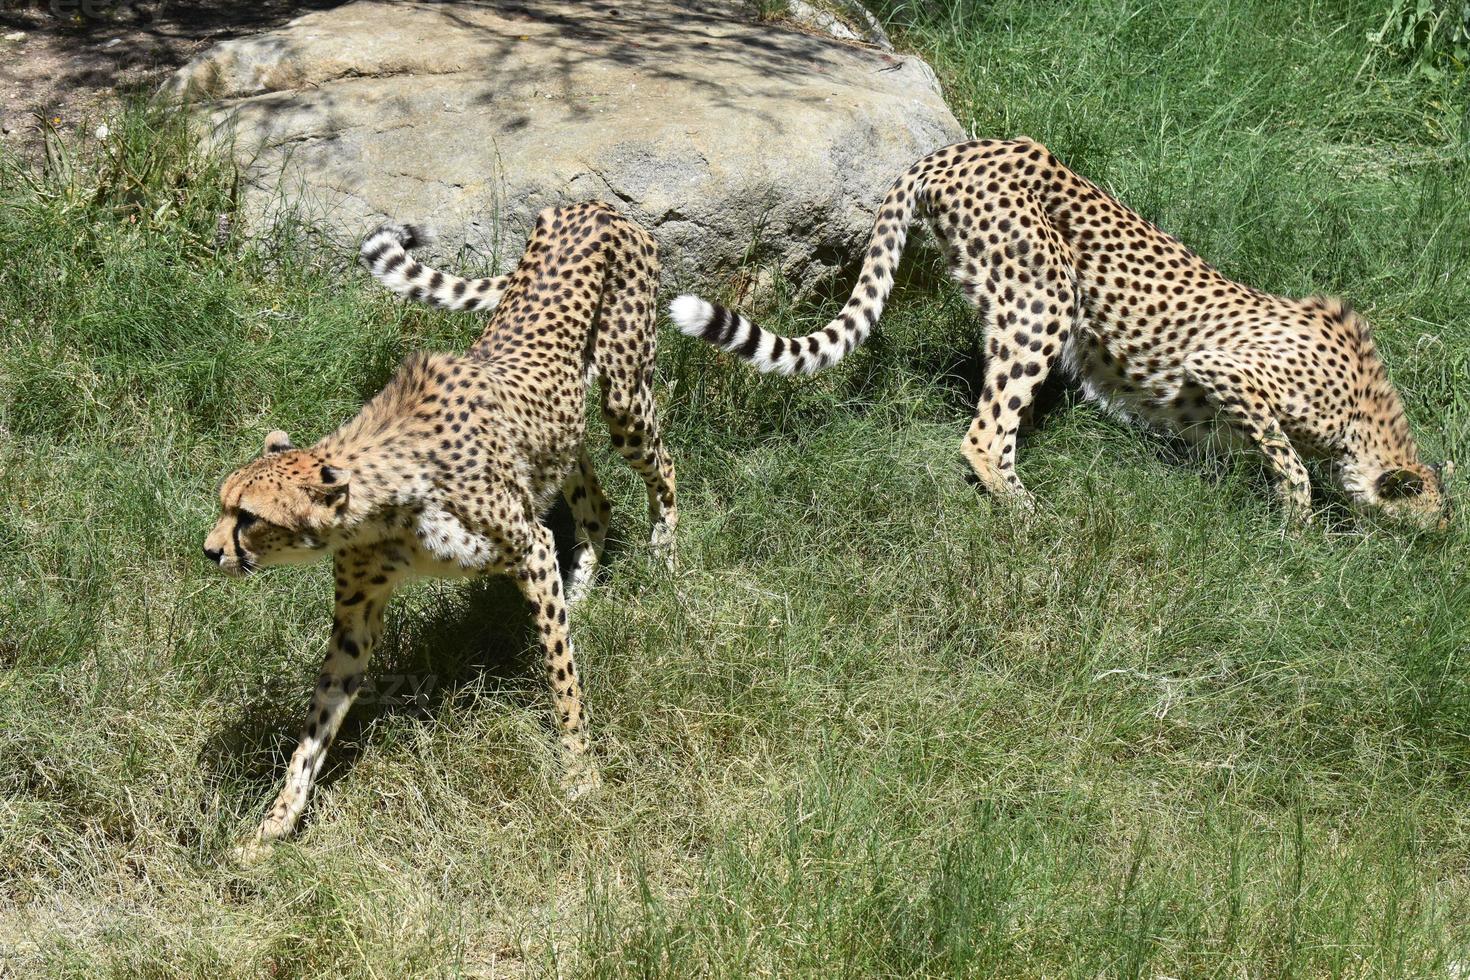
[203,545,224,564]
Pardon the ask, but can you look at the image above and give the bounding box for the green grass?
[3,0,1469,975]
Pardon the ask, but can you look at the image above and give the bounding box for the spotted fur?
[206,202,678,857]
[672,138,1450,528]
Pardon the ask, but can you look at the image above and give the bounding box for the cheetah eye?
[236,508,260,529]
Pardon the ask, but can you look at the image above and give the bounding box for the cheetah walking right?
[672,138,1450,529]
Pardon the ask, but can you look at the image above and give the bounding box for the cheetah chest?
[409,504,507,576]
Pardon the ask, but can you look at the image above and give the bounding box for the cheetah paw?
[986,485,1037,516]
[565,570,596,606]
[648,544,677,575]
[561,762,604,801]
[231,810,294,865]
[231,835,276,867]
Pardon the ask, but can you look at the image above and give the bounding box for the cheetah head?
[1368,460,1452,531]
[203,430,354,576]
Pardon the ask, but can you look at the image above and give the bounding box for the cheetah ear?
[263,430,295,455]
[307,464,352,506]
[1377,468,1426,500]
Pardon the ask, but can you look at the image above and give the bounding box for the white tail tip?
[669,294,713,335]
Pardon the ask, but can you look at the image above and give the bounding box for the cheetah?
[671,138,1450,529]
[204,202,678,856]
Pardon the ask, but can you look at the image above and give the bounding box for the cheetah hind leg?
[958,246,1075,510]
[561,449,611,604]
[601,379,678,567]
[1182,348,1314,522]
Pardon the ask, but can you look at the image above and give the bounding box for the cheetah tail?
[668,167,925,375]
[358,223,511,313]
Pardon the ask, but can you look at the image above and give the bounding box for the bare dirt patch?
[0,0,345,145]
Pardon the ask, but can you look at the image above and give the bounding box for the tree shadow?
[162,0,942,278]
[176,0,920,164]
[0,0,348,39]
[428,0,890,126]
[0,0,349,129]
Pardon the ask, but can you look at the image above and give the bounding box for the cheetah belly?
[411,505,507,576]
[1064,327,1167,423]
[1069,329,1241,444]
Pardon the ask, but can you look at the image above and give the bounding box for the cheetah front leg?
[236,553,399,862]
[561,449,611,604]
[1183,348,1314,521]
[512,521,602,798]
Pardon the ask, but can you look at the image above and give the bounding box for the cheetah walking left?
[203,202,677,858]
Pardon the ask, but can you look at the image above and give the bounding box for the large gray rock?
[165,0,963,294]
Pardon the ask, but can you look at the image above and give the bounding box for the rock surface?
[165,0,963,293]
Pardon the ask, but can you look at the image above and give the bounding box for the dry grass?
[2,0,1468,975]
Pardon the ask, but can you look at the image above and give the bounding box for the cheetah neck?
[1340,441,1423,505]
[310,354,445,545]
[1338,374,1424,503]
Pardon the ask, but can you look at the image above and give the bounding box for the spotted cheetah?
[204,202,678,856]
[672,138,1450,529]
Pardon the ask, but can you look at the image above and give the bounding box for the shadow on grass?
[196,496,620,831]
